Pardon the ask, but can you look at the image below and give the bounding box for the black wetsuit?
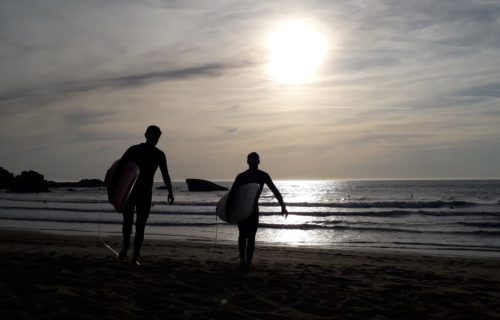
[230,169,273,266]
[120,143,167,260]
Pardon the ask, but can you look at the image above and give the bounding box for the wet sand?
[0,230,499,319]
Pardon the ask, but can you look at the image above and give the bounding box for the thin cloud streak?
[0,62,250,108]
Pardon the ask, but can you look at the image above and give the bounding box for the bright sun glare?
[267,20,327,84]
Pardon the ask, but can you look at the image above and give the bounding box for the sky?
[1,0,500,181]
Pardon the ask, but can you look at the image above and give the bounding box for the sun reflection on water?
[273,180,344,204]
[258,180,352,246]
[273,229,311,245]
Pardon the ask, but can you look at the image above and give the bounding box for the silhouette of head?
[145,125,162,146]
[247,152,260,169]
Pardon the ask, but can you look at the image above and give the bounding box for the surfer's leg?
[237,223,248,267]
[120,207,134,260]
[132,196,151,262]
[246,237,255,266]
[246,223,258,267]
[238,234,247,266]
[238,214,259,268]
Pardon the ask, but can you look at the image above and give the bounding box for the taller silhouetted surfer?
[120,125,174,264]
[228,152,288,268]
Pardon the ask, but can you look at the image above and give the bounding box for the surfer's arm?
[159,153,174,204]
[265,176,288,218]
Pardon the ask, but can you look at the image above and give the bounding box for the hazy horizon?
[1,1,500,181]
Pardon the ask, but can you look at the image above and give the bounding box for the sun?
[267,20,327,84]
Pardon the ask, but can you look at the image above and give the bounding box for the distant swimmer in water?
[228,152,288,269]
[119,125,174,265]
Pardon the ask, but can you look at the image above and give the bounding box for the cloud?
[216,125,238,134]
[66,109,113,127]
[0,62,249,108]
[455,83,500,98]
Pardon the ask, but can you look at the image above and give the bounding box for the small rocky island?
[0,167,104,192]
[47,179,105,188]
[0,167,14,189]
[186,178,228,192]
[10,170,49,193]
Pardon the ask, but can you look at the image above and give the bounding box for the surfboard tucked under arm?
[216,183,260,224]
[105,159,140,213]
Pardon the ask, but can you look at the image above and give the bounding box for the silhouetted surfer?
[120,125,174,264]
[228,152,287,268]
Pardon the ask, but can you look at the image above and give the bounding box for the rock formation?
[0,167,14,189]
[10,170,49,193]
[186,178,228,192]
[48,179,105,188]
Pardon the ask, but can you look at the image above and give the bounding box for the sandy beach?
[0,230,499,319]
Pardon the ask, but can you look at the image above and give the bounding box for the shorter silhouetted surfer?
[228,152,287,268]
[120,125,174,264]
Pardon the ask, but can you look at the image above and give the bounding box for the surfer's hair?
[247,152,260,164]
[145,125,162,139]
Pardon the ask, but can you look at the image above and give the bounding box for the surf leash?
[98,189,225,263]
[97,194,119,256]
[208,212,219,262]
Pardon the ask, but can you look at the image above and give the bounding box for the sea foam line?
[2,216,500,236]
[1,206,500,217]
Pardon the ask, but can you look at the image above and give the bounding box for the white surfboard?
[216,183,260,224]
[105,159,140,213]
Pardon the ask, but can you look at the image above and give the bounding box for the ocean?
[1,180,500,257]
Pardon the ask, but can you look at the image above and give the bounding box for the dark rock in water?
[0,167,14,189]
[75,179,105,188]
[47,179,105,188]
[10,170,49,193]
[186,178,228,192]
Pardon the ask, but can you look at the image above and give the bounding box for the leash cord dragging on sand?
[98,191,221,261]
[208,213,219,262]
[97,195,119,256]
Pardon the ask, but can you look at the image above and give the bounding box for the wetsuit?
[229,169,273,266]
[120,143,170,260]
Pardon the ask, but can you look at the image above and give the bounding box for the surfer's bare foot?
[131,253,141,266]
[118,249,127,261]
[131,259,141,266]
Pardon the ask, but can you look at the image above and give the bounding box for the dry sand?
[0,230,499,319]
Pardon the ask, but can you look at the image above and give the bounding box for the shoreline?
[1,230,500,319]
[4,225,500,260]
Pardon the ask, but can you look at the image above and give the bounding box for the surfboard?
[105,159,140,213]
[216,183,260,224]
